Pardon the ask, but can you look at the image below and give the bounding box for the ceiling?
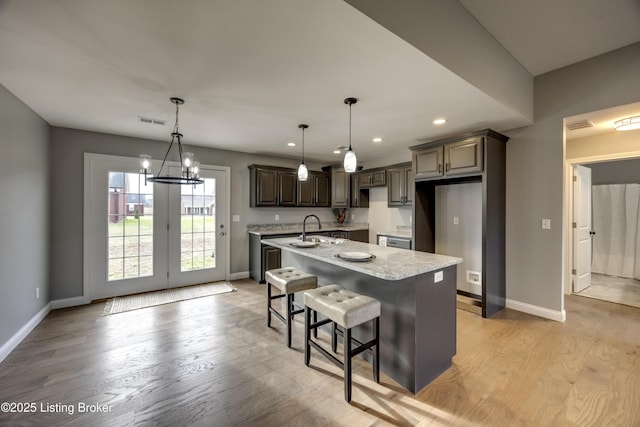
[1,0,639,164]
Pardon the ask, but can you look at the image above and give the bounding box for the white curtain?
[591,184,640,279]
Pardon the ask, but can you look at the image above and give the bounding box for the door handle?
[220,231,226,236]
[589,231,596,235]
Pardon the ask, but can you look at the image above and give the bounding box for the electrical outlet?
[453,216,459,225]
[542,219,551,230]
[232,214,240,222]
[434,271,443,283]
[275,214,279,221]
[36,287,39,299]
[467,270,481,285]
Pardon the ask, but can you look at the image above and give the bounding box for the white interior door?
[573,164,592,292]
[167,166,227,286]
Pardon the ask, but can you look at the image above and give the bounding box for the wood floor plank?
[0,278,639,426]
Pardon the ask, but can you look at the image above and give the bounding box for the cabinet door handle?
[445,163,450,172]
[438,164,442,173]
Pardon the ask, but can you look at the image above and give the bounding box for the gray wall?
[49,127,339,300]
[505,42,640,311]
[0,84,50,347]
[589,158,640,185]
[435,182,483,296]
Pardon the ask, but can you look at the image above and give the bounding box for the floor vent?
[566,120,593,131]
[139,116,166,126]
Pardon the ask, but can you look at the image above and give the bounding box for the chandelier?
[140,97,203,185]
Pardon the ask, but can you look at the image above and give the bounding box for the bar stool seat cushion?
[265,267,317,294]
[304,284,380,329]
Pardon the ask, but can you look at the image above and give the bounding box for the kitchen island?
[262,237,462,393]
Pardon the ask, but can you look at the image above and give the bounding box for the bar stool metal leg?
[344,327,352,402]
[305,307,311,366]
[266,282,272,327]
[373,317,380,383]
[286,294,294,348]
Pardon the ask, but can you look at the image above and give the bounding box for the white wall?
[0,84,50,353]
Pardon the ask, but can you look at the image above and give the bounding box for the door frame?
[563,152,640,296]
[83,153,231,302]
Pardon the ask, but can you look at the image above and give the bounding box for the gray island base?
[262,237,462,394]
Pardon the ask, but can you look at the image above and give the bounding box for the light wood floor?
[1,279,639,427]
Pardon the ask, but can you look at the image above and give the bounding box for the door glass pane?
[107,171,153,281]
[181,177,216,272]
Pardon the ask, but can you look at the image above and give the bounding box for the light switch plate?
[434,271,443,283]
[542,219,551,229]
[275,214,280,221]
[232,214,240,222]
[453,216,459,225]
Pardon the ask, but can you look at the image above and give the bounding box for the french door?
[167,165,227,287]
[84,154,228,300]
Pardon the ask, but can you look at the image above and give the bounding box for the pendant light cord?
[301,126,305,164]
[348,102,352,150]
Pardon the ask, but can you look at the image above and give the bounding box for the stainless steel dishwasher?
[377,234,412,250]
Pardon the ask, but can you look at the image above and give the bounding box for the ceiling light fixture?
[433,118,447,125]
[614,115,640,131]
[343,97,358,173]
[140,97,203,185]
[297,124,309,182]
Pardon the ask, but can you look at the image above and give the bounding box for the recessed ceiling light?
[433,118,447,125]
[287,142,296,147]
[372,137,383,143]
[333,150,341,154]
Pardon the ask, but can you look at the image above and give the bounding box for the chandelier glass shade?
[140,97,203,185]
[297,124,309,181]
[343,97,358,173]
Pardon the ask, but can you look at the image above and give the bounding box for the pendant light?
[343,97,358,173]
[297,124,309,181]
[140,97,203,185]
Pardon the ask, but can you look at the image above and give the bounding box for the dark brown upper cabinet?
[297,171,330,207]
[278,169,297,207]
[249,166,279,207]
[412,136,483,180]
[331,167,350,208]
[249,165,329,207]
[387,163,413,207]
[357,169,386,188]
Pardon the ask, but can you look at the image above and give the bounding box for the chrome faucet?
[302,214,322,241]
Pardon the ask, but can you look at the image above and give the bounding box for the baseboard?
[506,298,566,322]
[229,271,250,281]
[51,296,89,310]
[0,303,51,363]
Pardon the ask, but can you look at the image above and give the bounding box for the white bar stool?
[265,267,317,348]
[303,284,380,402]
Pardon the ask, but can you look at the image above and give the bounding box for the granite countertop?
[262,237,461,281]
[248,222,368,236]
